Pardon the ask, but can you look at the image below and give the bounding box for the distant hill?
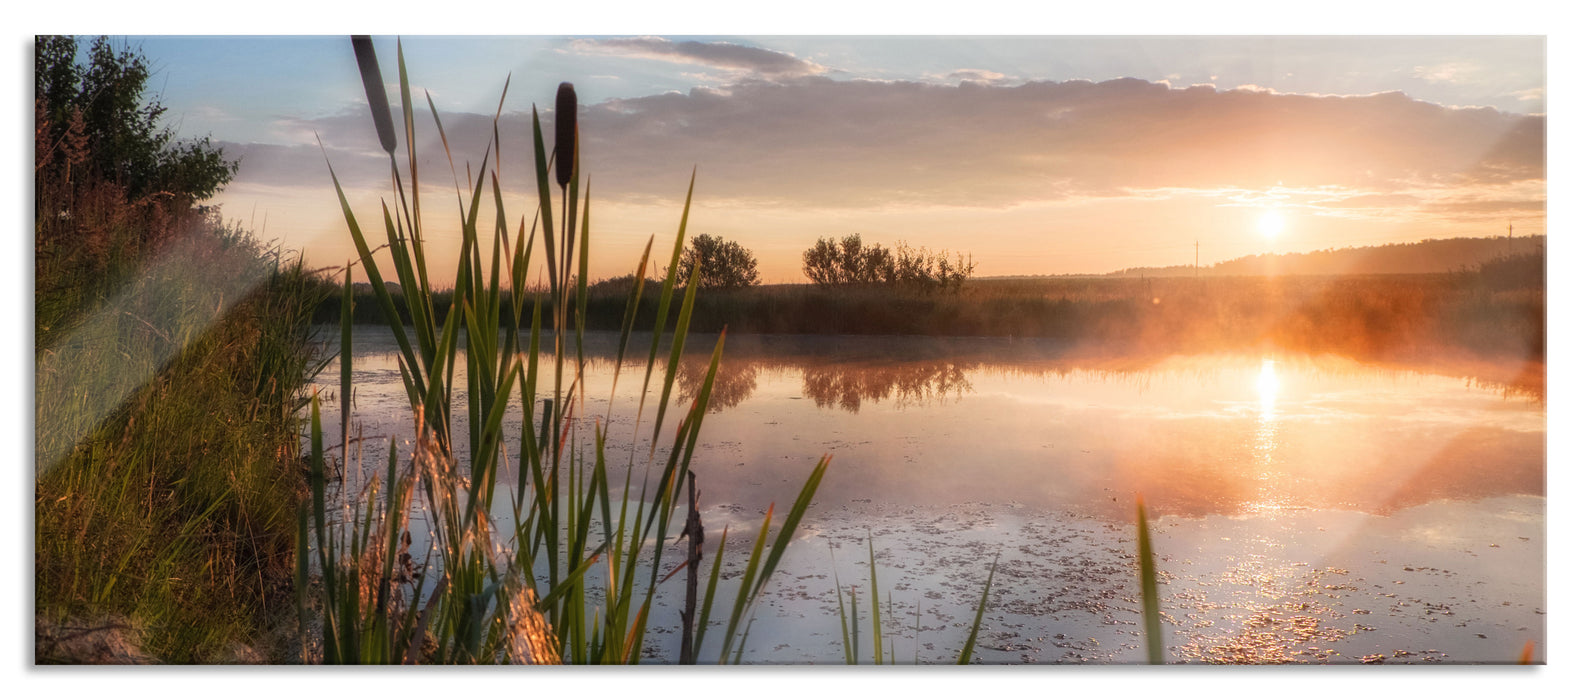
[1096,235,1545,278]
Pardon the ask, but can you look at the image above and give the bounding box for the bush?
[677,233,761,290]
[893,242,976,293]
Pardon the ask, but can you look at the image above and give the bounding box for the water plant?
[1136,496,1164,664]
[828,536,998,665]
[297,36,828,664]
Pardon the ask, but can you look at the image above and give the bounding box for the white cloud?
[1509,87,1545,102]
[1412,61,1483,85]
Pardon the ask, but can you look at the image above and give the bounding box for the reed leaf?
[956,554,997,665]
[650,263,702,451]
[868,535,882,664]
[636,170,696,437]
[1136,496,1165,664]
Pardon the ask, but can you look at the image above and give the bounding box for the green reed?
[1136,496,1164,664]
[299,36,828,664]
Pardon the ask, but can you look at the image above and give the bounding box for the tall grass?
[36,209,327,662]
[298,37,829,664]
[36,80,332,660]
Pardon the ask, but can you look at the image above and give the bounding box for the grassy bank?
[319,251,1544,366]
[36,220,327,663]
[36,108,328,660]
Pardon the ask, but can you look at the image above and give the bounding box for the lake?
[312,325,1545,664]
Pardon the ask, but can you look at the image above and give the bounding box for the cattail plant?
[351,36,396,156]
[554,82,576,189]
[304,35,832,665]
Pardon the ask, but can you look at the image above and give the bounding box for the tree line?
[656,232,975,293]
[802,234,975,292]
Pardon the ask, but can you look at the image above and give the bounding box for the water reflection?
[673,357,759,411]
[800,361,972,413]
[1247,359,1291,516]
[315,327,1546,664]
[667,337,983,413]
[322,328,1544,521]
[1256,359,1280,420]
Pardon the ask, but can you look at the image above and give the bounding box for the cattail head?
[351,35,397,155]
[554,82,577,188]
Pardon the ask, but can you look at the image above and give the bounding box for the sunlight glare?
[1256,359,1280,416]
[1257,210,1285,239]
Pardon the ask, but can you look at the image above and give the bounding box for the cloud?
[1412,61,1484,85]
[1319,193,1423,209]
[569,37,824,78]
[188,104,238,123]
[230,76,1545,223]
[576,78,1543,210]
[1509,87,1545,102]
[926,69,1011,85]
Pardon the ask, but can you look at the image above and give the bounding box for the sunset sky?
[110,31,1545,283]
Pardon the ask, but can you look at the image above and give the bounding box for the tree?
[801,236,841,286]
[35,35,238,203]
[676,234,761,290]
[803,233,890,286]
[803,234,976,292]
[892,242,976,293]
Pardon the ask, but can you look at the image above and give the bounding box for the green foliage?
[35,230,327,663]
[35,36,324,662]
[35,35,238,203]
[676,233,762,290]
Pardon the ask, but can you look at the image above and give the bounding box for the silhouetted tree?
[892,242,976,293]
[803,234,975,292]
[803,233,891,286]
[676,233,761,290]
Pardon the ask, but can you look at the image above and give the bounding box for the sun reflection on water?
[1256,358,1280,420]
[1245,359,1292,516]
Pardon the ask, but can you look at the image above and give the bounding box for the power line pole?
[1194,240,1199,277]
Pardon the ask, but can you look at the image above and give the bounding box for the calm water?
[312,326,1545,664]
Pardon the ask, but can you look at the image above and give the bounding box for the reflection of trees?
[671,353,976,414]
[802,361,974,414]
[674,357,760,412]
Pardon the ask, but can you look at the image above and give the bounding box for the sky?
[102,32,1546,283]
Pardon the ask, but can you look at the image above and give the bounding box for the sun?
[1257,210,1285,239]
